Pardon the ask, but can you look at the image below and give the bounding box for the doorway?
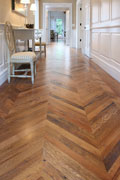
[56,19,63,39]
[43,3,72,46]
[49,11,66,42]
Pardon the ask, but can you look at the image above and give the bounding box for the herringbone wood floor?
[0,42,120,180]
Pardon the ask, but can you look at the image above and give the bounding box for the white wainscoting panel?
[72,29,76,48]
[92,0,99,24]
[91,0,120,82]
[92,32,99,52]
[0,24,8,86]
[100,33,111,58]
[111,0,120,20]
[111,33,120,64]
[91,29,120,82]
[100,0,110,22]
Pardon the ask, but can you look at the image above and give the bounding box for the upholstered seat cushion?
[11,52,36,63]
[35,42,46,46]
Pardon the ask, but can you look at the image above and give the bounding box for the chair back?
[4,21,16,56]
[35,29,43,40]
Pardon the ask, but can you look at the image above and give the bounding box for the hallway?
[0,43,120,180]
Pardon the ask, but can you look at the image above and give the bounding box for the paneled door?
[82,0,91,57]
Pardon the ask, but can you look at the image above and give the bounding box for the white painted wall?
[0,0,25,26]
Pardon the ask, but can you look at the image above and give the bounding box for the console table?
[13,28,35,51]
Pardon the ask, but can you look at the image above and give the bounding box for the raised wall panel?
[91,0,120,83]
[91,30,120,82]
[0,30,7,70]
[92,0,99,24]
[111,33,120,64]
[92,32,99,52]
[0,25,8,86]
[111,0,120,20]
[100,0,110,22]
[100,33,111,58]
[0,31,3,66]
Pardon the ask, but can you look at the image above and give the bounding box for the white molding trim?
[35,0,39,29]
[0,24,8,86]
[0,68,7,86]
[92,53,120,83]
[43,3,73,47]
[76,0,82,5]
[76,0,82,49]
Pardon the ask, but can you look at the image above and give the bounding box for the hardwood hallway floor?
[0,42,120,180]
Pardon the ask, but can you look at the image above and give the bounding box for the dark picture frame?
[12,0,25,16]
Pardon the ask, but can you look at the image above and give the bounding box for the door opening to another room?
[56,19,63,39]
[49,11,66,43]
[43,3,72,46]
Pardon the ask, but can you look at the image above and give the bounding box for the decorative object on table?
[12,0,26,16]
[26,24,34,29]
[4,21,37,84]
[20,0,30,25]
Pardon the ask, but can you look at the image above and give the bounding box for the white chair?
[35,29,46,57]
[4,21,37,84]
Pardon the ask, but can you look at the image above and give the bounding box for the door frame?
[43,3,72,46]
[76,0,82,49]
[76,0,91,57]
[35,0,39,29]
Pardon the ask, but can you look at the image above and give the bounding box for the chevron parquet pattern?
[0,42,120,180]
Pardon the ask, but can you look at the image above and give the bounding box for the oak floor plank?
[0,42,120,180]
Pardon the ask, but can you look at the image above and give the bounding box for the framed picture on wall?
[12,0,25,16]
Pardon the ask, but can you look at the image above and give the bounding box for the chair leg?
[30,62,34,84]
[40,45,42,57]
[45,45,46,57]
[12,64,15,75]
[34,61,36,76]
[8,63,11,83]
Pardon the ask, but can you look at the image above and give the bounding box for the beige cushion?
[11,52,36,63]
[35,42,46,46]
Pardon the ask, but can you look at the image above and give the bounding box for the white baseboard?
[72,42,76,48]
[92,53,120,83]
[0,69,8,86]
